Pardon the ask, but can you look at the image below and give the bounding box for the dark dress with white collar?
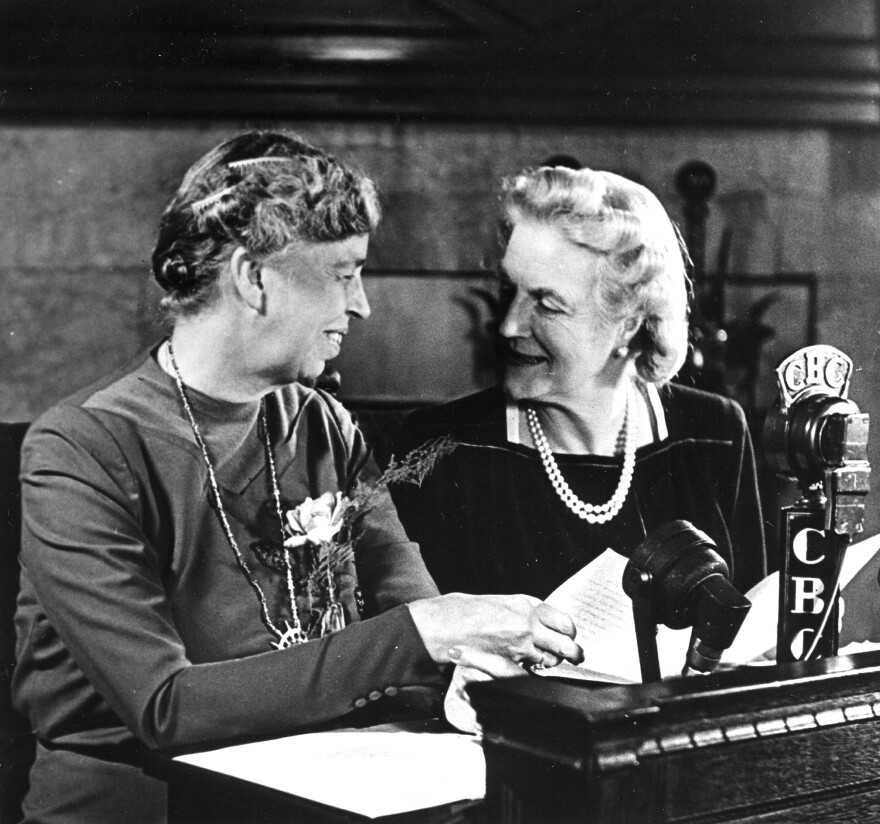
[391,383,767,600]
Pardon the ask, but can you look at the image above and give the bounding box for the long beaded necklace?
[165,341,307,650]
[525,383,637,525]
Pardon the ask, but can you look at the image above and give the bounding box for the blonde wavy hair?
[501,167,691,384]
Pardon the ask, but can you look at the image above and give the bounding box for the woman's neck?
[521,379,649,456]
[164,318,270,404]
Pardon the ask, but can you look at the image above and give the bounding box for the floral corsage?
[283,491,353,637]
[279,435,457,641]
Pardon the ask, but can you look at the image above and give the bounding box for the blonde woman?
[393,167,767,600]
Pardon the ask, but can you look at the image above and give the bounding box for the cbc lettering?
[790,628,817,660]
[792,527,824,566]
[788,597,846,659]
[782,350,848,397]
[790,528,826,615]
[787,526,839,659]
[791,576,824,615]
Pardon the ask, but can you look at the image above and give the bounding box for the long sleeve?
[15,391,443,754]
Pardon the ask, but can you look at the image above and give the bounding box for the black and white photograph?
[2,3,880,822]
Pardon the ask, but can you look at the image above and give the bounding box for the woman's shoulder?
[23,402,141,482]
[278,383,356,439]
[27,352,161,443]
[657,381,749,439]
[281,385,376,468]
[395,386,506,450]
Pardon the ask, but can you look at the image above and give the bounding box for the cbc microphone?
[622,520,752,675]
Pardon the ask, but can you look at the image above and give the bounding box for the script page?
[539,548,690,683]
[175,728,485,819]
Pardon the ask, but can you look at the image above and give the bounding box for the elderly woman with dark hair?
[392,167,767,602]
[13,132,582,824]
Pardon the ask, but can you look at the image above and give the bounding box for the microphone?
[622,520,752,676]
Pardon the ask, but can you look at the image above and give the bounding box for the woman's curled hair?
[151,130,381,319]
[501,166,690,384]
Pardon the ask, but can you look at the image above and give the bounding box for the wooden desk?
[469,650,880,824]
[146,652,880,823]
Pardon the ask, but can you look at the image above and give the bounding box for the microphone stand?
[763,346,870,664]
[629,570,662,683]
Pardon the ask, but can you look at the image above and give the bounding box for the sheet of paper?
[530,660,636,684]
[543,548,690,683]
[175,729,485,819]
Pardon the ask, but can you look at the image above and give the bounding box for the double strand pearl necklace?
[526,384,638,525]
[164,341,307,650]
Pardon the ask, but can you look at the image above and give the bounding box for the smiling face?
[258,233,370,385]
[499,219,633,406]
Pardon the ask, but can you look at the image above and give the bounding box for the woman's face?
[258,233,370,385]
[499,219,631,406]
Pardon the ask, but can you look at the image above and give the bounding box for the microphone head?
[622,520,730,630]
[623,520,752,673]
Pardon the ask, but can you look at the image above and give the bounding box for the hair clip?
[190,158,289,219]
[191,186,237,219]
[228,157,289,173]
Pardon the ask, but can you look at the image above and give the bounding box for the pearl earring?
[613,345,630,359]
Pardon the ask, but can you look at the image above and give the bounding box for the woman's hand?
[408,593,584,678]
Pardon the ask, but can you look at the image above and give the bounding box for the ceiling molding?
[1,0,878,127]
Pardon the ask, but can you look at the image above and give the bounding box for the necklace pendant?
[271,620,308,650]
[318,602,346,637]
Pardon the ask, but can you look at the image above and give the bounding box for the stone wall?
[2,122,879,545]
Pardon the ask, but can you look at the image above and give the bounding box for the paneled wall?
[1,121,879,541]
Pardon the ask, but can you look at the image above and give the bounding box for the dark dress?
[391,383,767,600]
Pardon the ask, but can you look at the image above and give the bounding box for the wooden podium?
[468,650,880,824]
